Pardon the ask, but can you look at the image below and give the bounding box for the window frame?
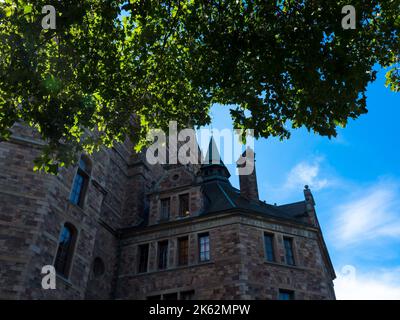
[178,193,190,217]
[54,223,78,279]
[160,197,171,221]
[278,289,295,300]
[263,233,276,263]
[177,236,189,266]
[147,290,195,300]
[180,290,195,300]
[198,233,210,262]
[157,240,169,270]
[283,237,296,266]
[92,257,105,278]
[137,243,150,274]
[69,156,91,208]
[163,292,178,300]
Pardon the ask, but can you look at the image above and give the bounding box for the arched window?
[69,155,91,208]
[54,223,77,278]
[92,257,105,278]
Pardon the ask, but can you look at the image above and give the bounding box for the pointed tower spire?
[200,137,231,181]
[205,136,223,165]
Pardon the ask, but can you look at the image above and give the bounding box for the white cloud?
[329,180,400,299]
[284,157,329,191]
[335,265,400,300]
[332,180,400,246]
[263,156,338,204]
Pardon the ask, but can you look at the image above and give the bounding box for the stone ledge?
[0,255,29,263]
[263,261,318,273]
[56,274,74,288]
[118,261,215,278]
[0,188,45,200]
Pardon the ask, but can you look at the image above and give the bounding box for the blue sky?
[201,68,400,299]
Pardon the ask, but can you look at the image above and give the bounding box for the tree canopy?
[0,0,399,172]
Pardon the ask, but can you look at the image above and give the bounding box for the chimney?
[236,147,259,201]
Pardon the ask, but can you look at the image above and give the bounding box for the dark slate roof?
[277,201,309,218]
[201,180,310,224]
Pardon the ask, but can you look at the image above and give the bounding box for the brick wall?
[0,125,139,299]
[115,212,335,300]
[116,217,243,299]
[0,124,335,300]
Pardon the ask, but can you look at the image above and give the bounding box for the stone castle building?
[0,124,336,299]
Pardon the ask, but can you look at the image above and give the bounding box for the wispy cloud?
[335,265,400,300]
[283,157,330,191]
[263,156,338,204]
[331,180,400,246]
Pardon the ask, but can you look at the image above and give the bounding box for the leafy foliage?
[0,0,398,173]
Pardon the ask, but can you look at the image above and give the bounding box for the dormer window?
[179,194,190,217]
[160,198,170,221]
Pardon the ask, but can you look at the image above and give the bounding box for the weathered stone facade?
[0,126,336,300]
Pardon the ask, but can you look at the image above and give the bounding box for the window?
[158,240,168,270]
[92,257,105,278]
[70,156,91,208]
[148,291,194,300]
[278,289,295,300]
[160,198,170,220]
[54,223,77,278]
[264,233,275,262]
[179,193,190,217]
[138,244,149,273]
[284,237,295,266]
[198,233,210,262]
[163,293,178,300]
[178,236,189,266]
[180,290,195,300]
